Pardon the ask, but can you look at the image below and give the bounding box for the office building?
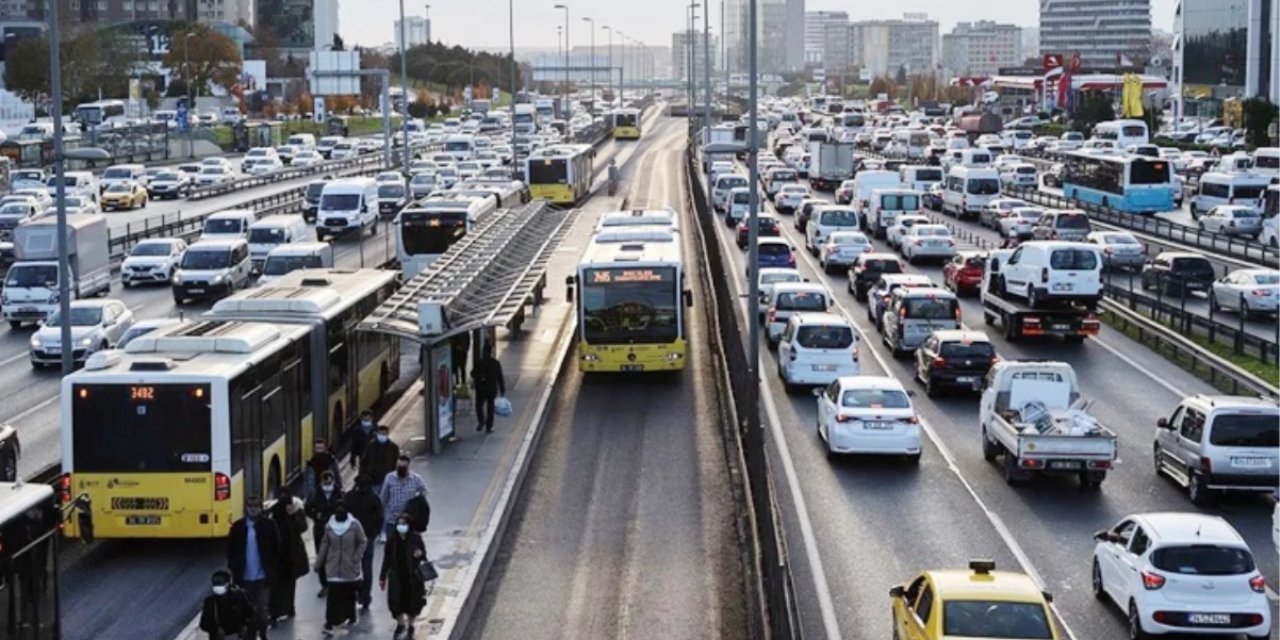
[785,0,805,71]
[724,0,788,74]
[672,30,719,81]
[805,10,848,66]
[1039,0,1151,68]
[941,20,1022,77]
[849,13,938,78]
[1172,0,1278,115]
[0,0,245,25]
[313,0,339,51]
[395,16,430,50]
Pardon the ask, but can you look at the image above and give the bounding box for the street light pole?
[746,0,760,427]
[687,2,700,135]
[616,32,626,104]
[398,0,411,177]
[47,0,72,376]
[582,17,595,109]
[602,25,612,105]
[703,1,711,142]
[509,0,517,178]
[556,26,562,95]
[553,4,570,123]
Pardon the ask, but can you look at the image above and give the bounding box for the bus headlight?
[666,352,684,361]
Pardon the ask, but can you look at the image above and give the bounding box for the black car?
[377,183,409,218]
[302,180,327,223]
[737,216,782,248]
[795,200,824,233]
[913,330,997,396]
[1140,251,1216,296]
[847,252,904,301]
[0,423,20,481]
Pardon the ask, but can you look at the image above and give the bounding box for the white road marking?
[1,394,58,426]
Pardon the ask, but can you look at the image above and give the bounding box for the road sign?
[176,103,189,132]
[314,97,327,123]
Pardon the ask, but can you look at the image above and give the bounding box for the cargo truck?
[1,214,110,328]
[807,141,856,191]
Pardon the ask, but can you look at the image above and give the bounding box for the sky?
[340,0,1179,50]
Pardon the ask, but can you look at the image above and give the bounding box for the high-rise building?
[1039,0,1151,68]
[1172,0,1278,113]
[805,11,849,66]
[723,0,792,74]
[850,13,938,78]
[941,20,1023,77]
[672,30,719,81]
[313,0,339,51]
[784,0,805,71]
[395,16,430,50]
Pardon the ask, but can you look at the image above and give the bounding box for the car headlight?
[212,273,226,283]
[79,336,93,347]
[29,335,41,347]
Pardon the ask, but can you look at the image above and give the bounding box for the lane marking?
[1,394,58,426]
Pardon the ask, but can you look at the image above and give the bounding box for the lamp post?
[397,0,412,178]
[687,2,700,135]
[616,31,626,104]
[581,17,595,110]
[509,0,517,178]
[556,26,562,95]
[602,25,612,105]
[553,3,570,123]
[746,0,760,428]
[182,31,196,158]
[703,1,711,144]
[46,0,72,376]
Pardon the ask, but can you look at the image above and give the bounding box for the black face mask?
[396,466,409,477]
[334,507,349,522]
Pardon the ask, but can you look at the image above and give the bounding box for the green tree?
[895,65,908,85]
[868,76,897,100]
[162,24,243,97]
[3,27,142,108]
[1241,98,1278,147]
[1070,91,1116,133]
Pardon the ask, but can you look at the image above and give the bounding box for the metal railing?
[187,152,388,200]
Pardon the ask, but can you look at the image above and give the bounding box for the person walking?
[343,474,384,611]
[267,487,308,621]
[360,425,400,501]
[304,438,341,498]
[226,496,279,640]
[199,569,256,639]
[304,471,344,597]
[378,454,427,538]
[471,344,506,433]
[380,513,429,638]
[451,332,471,389]
[314,504,368,633]
[350,410,377,469]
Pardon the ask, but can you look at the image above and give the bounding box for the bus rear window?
[528,160,567,184]
[1129,161,1170,185]
[72,384,212,472]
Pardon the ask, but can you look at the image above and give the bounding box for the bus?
[574,225,692,373]
[0,481,90,639]
[525,144,594,205]
[1061,152,1176,214]
[61,269,400,539]
[612,108,641,140]
[1091,119,1149,150]
[395,193,498,279]
[73,100,127,129]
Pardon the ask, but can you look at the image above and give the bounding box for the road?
[468,119,749,640]
[701,142,1278,639]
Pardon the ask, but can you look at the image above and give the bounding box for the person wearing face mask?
[342,474,384,611]
[304,470,344,597]
[380,514,428,637]
[360,425,400,509]
[304,438,341,499]
[267,486,309,622]
[314,504,368,633]
[350,410,378,469]
[226,497,280,639]
[200,569,256,639]
[378,454,427,539]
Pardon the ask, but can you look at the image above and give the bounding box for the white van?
[287,133,317,149]
[776,312,861,389]
[805,206,862,254]
[867,188,924,239]
[1189,171,1273,219]
[172,239,252,303]
[257,242,333,285]
[942,166,1001,221]
[713,174,750,211]
[316,178,379,238]
[899,165,944,193]
[958,148,993,168]
[765,282,833,344]
[443,134,477,161]
[246,215,313,271]
[850,170,900,218]
[98,163,146,192]
[199,209,257,243]
[996,241,1104,308]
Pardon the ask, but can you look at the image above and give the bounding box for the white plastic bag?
[494,396,513,417]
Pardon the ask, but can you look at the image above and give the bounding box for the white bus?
[395,193,498,279]
[1091,119,1149,151]
[74,99,128,128]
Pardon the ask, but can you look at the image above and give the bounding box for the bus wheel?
[267,459,281,496]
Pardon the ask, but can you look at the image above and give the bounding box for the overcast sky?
[341,0,1179,50]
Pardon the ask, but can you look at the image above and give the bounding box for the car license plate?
[125,515,162,526]
[188,288,204,294]
[863,421,892,430]
[1052,324,1071,331]
[1230,457,1272,468]
[19,307,36,313]
[1052,283,1074,292]
[812,364,836,372]
[1049,461,1082,470]
[621,364,644,372]
[956,376,976,383]
[1188,613,1230,625]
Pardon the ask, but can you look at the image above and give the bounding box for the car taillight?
[787,255,795,267]
[1103,247,1113,255]
[1249,575,1267,593]
[931,357,946,368]
[1199,456,1212,473]
[1252,289,1270,296]
[852,344,859,361]
[898,415,919,424]
[1041,268,1049,283]
[767,309,776,324]
[214,472,231,501]
[1142,571,1166,590]
[835,414,852,423]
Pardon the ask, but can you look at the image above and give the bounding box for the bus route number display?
[131,386,157,401]
[590,269,670,284]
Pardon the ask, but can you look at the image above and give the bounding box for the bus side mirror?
[565,275,575,303]
[684,289,694,308]
[75,495,94,544]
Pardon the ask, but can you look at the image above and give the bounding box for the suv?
[776,312,860,391]
[1031,210,1091,241]
[1153,394,1279,505]
[848,253,904,301]
[1140,252,1216,297]
[913,329,996,395]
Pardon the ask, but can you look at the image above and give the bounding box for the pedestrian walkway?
[175,188,628,640]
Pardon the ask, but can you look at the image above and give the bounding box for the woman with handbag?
[380,513,430,638]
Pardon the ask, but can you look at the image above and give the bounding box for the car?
[1031,210,1091,242]
[1259,215,1279,248]
[100,181,148,210]
[901,224,956,264]
[835,179,857,205]
[816,376,920,460]
[998,241,1104,308]
[146,170,191,199]
[1042,162,1064,188]
[881,287,961,356]
[375,171,404,185]
[891,560,1059,639]
[922,182,944,211]
[1092,513,1271,639]
[736,214,781,248]
[847,253,904,301]
[764,282,832,343]
[887,214,931,251]
[867,273,935,331]
[60,194,98,216]
[330,140,358,160]
[999,206,1046,241]
[116,318,182,350]
[942,252,986,296]
[28,299,134,368]
[274,144,298,165]
[913,329,996,395]
[817,231,872,274]
[776,312,860,392]
[763,167,800,197]
[755,267,804,318]
[409,173,439,199]
[121,238,186,287]
[244,156,284,175]
[11,188,52,212]
[196,165,236,185]
[793,198,828,234]
[376,183,410,218]
[1197,205,1263,237]
[292,149,324,167]
[1154,394,1279,505]
[1210,268,1279,316]
[1140,252,1216,297]
[979,198,1029,230]
[1084,231,1146,272]
[773,184,810,213]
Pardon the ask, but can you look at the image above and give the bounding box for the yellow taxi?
[890,560,1061,640]
[101,181,148,210]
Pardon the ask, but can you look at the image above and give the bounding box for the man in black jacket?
[471,344,506,433]
[226,497,279,639]
[343,474,384,610]
[360,425,400,501]
[200,569,255,639]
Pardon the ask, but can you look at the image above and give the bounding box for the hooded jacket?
[315,515,368,583]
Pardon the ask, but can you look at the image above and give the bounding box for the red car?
[737,215,782,248]
[943,252,987,296]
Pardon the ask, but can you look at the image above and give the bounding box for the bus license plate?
[1049,461,1081,470]
[125,515,162,526]
[621,364,644,372]
[1188,613,1230,625]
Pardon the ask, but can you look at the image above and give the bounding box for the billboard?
[309,51,362,96]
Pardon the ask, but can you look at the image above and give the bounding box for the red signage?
[1042,54,1063,72]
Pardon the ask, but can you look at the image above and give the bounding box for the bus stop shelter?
[357,202,573,453]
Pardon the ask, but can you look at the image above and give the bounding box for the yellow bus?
[575,225,692,372]
[611,108,642,140]
[61,269,400,539]
[525,144,594,205]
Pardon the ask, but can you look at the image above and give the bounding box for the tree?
[1241,98,1278,147]
[868,76,897,100]
[162,24,243,97]
[895,65,908,85]
[1070,91,1116,133]
[3,27,142,108]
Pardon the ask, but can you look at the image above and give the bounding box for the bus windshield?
[581,267,679,344]
[615,112,638,127]
[401,211,467,255]
[72,383,213,472]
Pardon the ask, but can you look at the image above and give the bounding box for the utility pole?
[509,0,517,178]
[617,32,626,104]
[398,0,412,177]
[47,0,73,376]
[703,2,712,144]
[746,0,760,428]
[554,4,570,125]
[582,17,595,110]
[602,25,612,105]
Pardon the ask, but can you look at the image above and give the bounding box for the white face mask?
[376,434,388,443]
[321,483,334,492]
[212,585,228,596]
[396,524,410,535]
[361,419,373,427]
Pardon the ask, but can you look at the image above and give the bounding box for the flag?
[1122,73,1145,117]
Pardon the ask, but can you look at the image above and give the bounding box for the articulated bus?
[61,269,399,539]
[525,144,595,205]
[575,225,693,373]
[612,108,642,140]
[1061,152,1176,214]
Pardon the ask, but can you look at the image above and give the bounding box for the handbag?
[494,395,513,417]
[416,558,439,583]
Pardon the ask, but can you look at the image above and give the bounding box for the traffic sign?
[176,103,189,132]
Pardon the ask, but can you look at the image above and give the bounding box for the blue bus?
[1061,152,1175,214]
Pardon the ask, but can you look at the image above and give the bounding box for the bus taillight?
[56,473,72,503]
[214,473,231,501]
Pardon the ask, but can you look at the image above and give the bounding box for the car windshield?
[903,297,958,319]
[1208,413,1279,447]
[796,325,853,349]
[1151,545,1255,575]
[941,341,995,358]
[378,185,405,198]
[862,259,902,273]
[831,233,868,246]
[5,264,59,287]
[200,167,225,174]
[1171,257,1215,275]
[321,194,361,210]
[0,203,29,215]
[759,243,791,256]
[761,273,800,286]
[1056,213,1090,229]
[248,228,286,243]
[775,292,827,310]
[966,179,1000,195]
[840,388,910,409]
[181,250,231,269]
[915,227,949,237]
[942,601,1053,638]
[1234,185,1266,199]
[46,307,103,327]
[771,171,797,181]
[130,243,173,257]
[1049,249,1098,270]
[204,219,243,234]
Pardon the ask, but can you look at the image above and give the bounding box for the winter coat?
[304,487,345,528]
[380,530,428,617]
[199,587,255,638]
[269,498,309,580]
[315,516,368,583]
[471,355,506,397]
[360,438,401,484]
[343,487,384,540]
[226,516,280,585]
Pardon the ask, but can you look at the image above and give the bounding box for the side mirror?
[1156,417,1170,430]
[683,290,694,308]
[889,586,905,599]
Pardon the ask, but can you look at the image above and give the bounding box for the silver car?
[1210,268,1279,316]
[28,299,134,368]
[1198,205,1263,237]
[1154,395,1279,505]
[1085,231,1145,271]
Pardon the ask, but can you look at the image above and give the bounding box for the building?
[849,13,938,78]
[1172,0,1278,119]
[313,0,339,51]
[941,20,1022,78]
[723,0,788,74]
[672,30,719,81]
[784,0,805,72]
[1039,0,1151,68]
[0,0,248,25]
[1021,27,1040,61]
[394,16,430,50]
[805,10,848,66]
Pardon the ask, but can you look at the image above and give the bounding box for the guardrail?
[187,153,387,201]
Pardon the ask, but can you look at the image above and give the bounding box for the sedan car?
[818,231,872,274]
[1000,207,1046,241]
[291,149,324,167]
[979,197,1029,230]
[121,238,187,287]
[736,215,782,248]
[847,253,904,301]
[146,170,191,199]
[60,195,98,216]
[100,181,148,210]
[887,214,931,251]
[902,225,957,264]
[891,561,1061,640]
[816,375,921,461]
[196,165,235,185]
[29,299,134,368]
[1141,251,1216,296]
[942,252,986,296]
[773,184,811,214]
[835,179,857,205]
[244,156,284,175]
[1086,231,1145,271]
[1198,205,1263,237]
[1210,268,1279,316]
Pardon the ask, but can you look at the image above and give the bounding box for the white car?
[999,207,1045,240]
[375,171,404,185]
[1197,205,1263,237]
[755,267,804,317]
[1260,216,1278,248]
[28,299,134,368]
[900,224,957,263]
[1092,512,1271,640]
[243,156,283,176]
[773,184,810,213]
[776,312,860,391]
[815,376,921,462]
[887,214,931,250]
[330,141,358,160]
[196,165,235,185]
[1210,268,1279,316]
[60,194,98,216]
[121,238,187,287]
[291,149,323,167]
[818,231,872,274]
[999,163,1038,187]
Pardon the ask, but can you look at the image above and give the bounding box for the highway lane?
[703,157,1278,639]
[469,119,749,640]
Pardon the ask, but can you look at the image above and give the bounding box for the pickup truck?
[979,361,1117,489]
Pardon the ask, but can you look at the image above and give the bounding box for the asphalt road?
[468,119,749,640]
[703,147,1278,639]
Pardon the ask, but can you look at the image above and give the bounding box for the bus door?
[236,384,265,501]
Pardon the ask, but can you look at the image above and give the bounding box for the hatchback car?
[776,312,860,392]
[979,197,1029,230]
[887,214,931,251]
[146,171,191,199]
[891,560,1060,640]
[914,330,996,395]
[942,252,986,296]
[816,376,921,461]
[867,274,935,331]
[736,215,781,248]
[752,238,796,273]
[818,231,872,274]
[1210,268,1279,316]
[1140,252,1216,297]
[756,268,804,318]
[29,299,134,368]
[121,238,187,287]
